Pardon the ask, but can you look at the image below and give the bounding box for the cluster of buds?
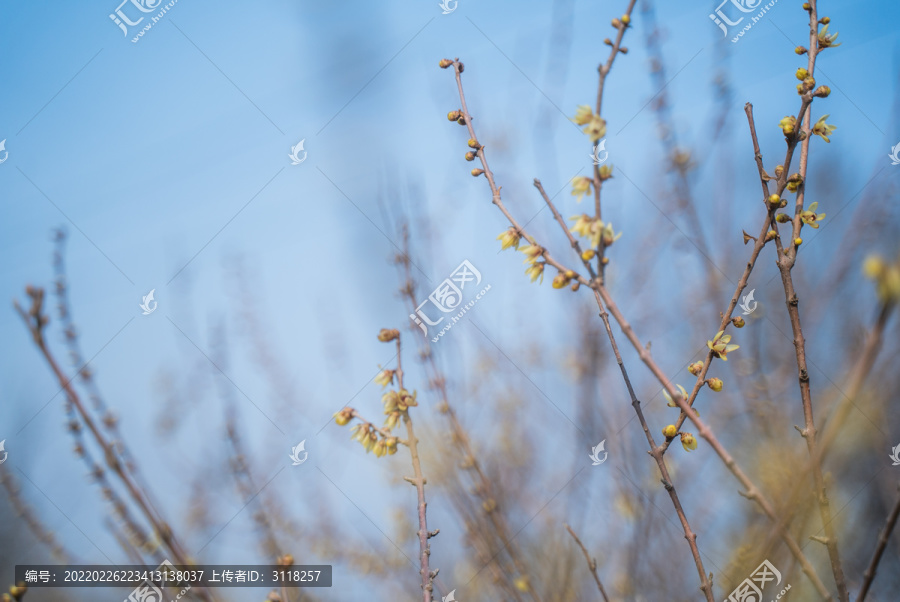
[570,213,621,249]
[661,424,698,452]
[863,255,900,303]
[350,422,399,457]
[795,67,817,95]
[572,105,607,142]
[551,270,578,290]
[4,583,27,602]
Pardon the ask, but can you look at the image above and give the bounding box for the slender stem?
[395,337,434,602]
[858,485,900,600]
[564,524,610,602]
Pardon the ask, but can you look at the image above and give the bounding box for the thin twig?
[564,524,610,602]
[858,484,900,600]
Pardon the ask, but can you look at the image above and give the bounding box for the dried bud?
[457,62,464,73]
[377,328,400,342]
[732,316,745,328]
[619,46,629,54]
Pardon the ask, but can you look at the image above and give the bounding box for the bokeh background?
[1,0,900,600]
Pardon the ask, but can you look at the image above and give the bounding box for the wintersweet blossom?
[800,202,826,228]
[707,330,739,361]
[812,115,836,143]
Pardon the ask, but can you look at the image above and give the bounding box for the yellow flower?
[800,202,826,228]
[779,116,797,136]
[662,424,677,438]
[551,272,572,289]
[583,115,607,142]
[598,164,614,180]
[812,115,836,143]
[817,23,840,48]
[600,222,622,247]
[525,262,545,284]
[571,176,592,203]
[374,369,395,388]
[569,214,594,239]
[680,432,698,452]
[663,384,688,408]
[707,330,739,361]
[519,243,543,264]
[497,228,521,250]
[385,411,400,430]
[382,390,400,413]
[707,377,724,392]
[573,105,593,125]
[863,255,885,279]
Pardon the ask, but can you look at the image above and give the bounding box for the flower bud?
[581,249,596,261]
[732,316,745,328]
[439,59,453,68]
[447,110,461,121]
[794,237,803,246]
[611,18,620,27]
[814,85,831,97]
[688,361,703,376]
[765,230,777,242]
[707,377,724,392]
[465,151,476,161]
[621,14,631,24]
[467,139,481,149]
[776,213,790,223]
[820,16,830,24]
[768,194,781,206]
[774,165,784,177]
[471,168,484,177]
[662,424,677,438]
[570,281,580,292]
[795,68,809,80]
[795,46,807,55]
[377,328,400,342]
[334,409,353,426]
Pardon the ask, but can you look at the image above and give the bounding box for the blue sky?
[1,0,899,599]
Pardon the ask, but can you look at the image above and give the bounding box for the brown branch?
[564,524,610,602]
[449,59,715,602]
[14,290,216,602]
[395,335,436,602]
[858,484,900,600]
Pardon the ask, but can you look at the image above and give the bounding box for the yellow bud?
[439,58,453,68]
[765,230,777,242]
[795,46,807,55]
[794,237,803,246]
[688,361,703,376]
[334,409,353,426]
[467,139,480,149]
[465,151,476,161]
[447,110,461,121]
[795,68,809,80]
[732,316,745,328]
[776,213,790,223]
[707,377,724,392]
[767,193,781,206]
[581,249,596,261]
[820,16,830,24]
[662,424,678,438]
[552,273,569,289]
[564,270,576,279]
[471,168,484,177]
[570,281,580,292]
[601,256,610,265]
[611,18,620,27]
[377,328,399,342]
[621,14,631,24]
